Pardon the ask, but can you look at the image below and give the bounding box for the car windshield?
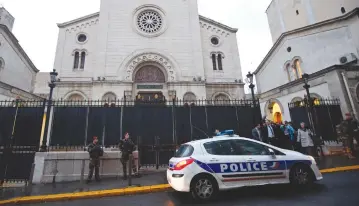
[174,144,194,157]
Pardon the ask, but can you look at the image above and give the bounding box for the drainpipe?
[341,72,358,118]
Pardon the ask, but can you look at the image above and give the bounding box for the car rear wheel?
[289,164,313,186]
[190,174,218,201]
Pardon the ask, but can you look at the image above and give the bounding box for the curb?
[1,165,359,205]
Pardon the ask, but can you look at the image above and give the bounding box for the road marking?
[0,165,359,205]
[319,165,359,174]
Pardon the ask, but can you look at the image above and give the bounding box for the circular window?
[77,34,87,43]
[137,10,163,34]
[287,47,292,52]
[211,37,219,45]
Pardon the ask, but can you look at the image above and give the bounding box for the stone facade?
[0,7,40,101]
[266,0,359,42]
[255,6,359,122]
[36,0,245,101]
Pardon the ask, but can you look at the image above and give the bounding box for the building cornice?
[0,81,44,100]
[254,7,359,75]
[199,15,238,33]
[0,25,39,73]
[56,11,238,33]
[57,12,100,28]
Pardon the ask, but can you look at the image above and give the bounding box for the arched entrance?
[134,64,166,104]
[265,99,283,123]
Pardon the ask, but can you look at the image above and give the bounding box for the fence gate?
[0,100,44,184]
[288,98,343,141]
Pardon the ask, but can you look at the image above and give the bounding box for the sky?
[0,0,273,83]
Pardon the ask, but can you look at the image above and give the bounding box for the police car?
[167,130,323,201]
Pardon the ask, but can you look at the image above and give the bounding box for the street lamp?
[301,73,317,135]
[246,72,256,106]
[246,71,258,126]
[40,69,58,152]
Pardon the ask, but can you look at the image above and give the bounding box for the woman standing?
[297,122,314,156]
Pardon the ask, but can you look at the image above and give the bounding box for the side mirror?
[268,148,276,158]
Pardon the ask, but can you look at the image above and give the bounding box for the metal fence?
[0,100,45,183]
[0,98,261,179]
[48,99,261,167]
[288,98,342,141]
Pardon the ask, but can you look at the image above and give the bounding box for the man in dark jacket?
[337,113,357,159]
[119,132,135,180]
[87,136,103,183]
[251,124,262,141]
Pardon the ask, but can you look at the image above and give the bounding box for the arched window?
[211,52,225,71]
[285,63,293,81]
[80,52,86,69]
[214,93,230,105]
[183,92,197,102]
[212,54,217,70]
[73,52,79,69]
[293,59,303,79]
[0,58,4,76]
[217,54,223,70]
[102,92,117,102]
[67,93,85,101]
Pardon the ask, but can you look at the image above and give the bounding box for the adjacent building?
[255,0,359,122]
[0,7,41,101]
[35,0,245,102]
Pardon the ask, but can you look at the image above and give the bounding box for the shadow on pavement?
[170,183,328,205]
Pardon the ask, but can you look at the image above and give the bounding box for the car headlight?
[308,155,316,165]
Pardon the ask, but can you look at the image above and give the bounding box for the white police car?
[167,130,323,201]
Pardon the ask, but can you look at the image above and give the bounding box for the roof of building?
[0,24,39,73]
[253,7,359,75]
[57,11,238,33]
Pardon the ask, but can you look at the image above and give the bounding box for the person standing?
[119,132,135,180]
[297,122,314,156]
[87,136,104,183]
[262,120,276,145]
[251,124,262,141]
[337,113,357,159]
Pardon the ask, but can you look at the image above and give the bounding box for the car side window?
[203,140,236,156]
[232,140,269,155]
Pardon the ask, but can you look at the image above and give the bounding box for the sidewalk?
[0,169,167,201]
[1,155,359,202]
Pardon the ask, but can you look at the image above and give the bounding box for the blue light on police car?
[217,130,234,136]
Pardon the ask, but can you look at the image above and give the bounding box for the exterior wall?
[205,84,244,100]
[310,0,359,25]
[256,17,359,94]
[33,151,129,184]
[54,15,99,81]
[199,21,242,83]
[0,7,15,31]
[266,0,359,42]
[95,0,204,81]
[260,82,331,121]
[0,31,36,92]
[33,72,50,97]
[46,0,245,100]
[343,70,359,119]
[259,68,352,122]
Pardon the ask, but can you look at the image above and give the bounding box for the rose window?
[137,10,163,33]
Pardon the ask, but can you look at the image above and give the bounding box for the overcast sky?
[1,0,273,82]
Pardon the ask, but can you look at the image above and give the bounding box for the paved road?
[23,171,359,206]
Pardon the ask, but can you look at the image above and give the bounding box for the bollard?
[128,154,133,186]
[26,163,35,196]
[80,159,86,188]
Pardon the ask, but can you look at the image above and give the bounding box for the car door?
[231,139,288,186]
[201,139,251,188]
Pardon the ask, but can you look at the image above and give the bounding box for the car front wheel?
[190,175,218,201]
[289,164,314,186]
